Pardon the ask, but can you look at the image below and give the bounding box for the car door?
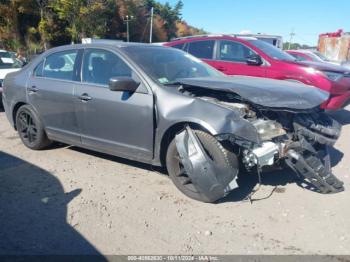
[27,49,81,144]
[74,48,154,162]
[213,40,267,77]
[186,40,217,68]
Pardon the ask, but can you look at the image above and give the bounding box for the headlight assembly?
[252,119,286,141]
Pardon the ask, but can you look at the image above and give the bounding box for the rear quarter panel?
[3,69,30,127]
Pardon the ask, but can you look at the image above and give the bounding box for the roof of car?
[235,34,282,38]
[43,41,168,54]
[170,34,259,43]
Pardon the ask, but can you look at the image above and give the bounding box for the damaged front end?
[244,110,344,194]
[174,83,344,202]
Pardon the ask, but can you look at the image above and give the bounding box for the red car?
[164,35,350,110]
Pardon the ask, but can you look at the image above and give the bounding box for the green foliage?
[283,42,316,50]
[0,0,204,52]
[144,0,183,40]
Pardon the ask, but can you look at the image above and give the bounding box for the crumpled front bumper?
[285,112,344,193]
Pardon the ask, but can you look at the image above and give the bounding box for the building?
[318,29,350,62]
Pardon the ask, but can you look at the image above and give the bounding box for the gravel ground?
[0,107,349,255]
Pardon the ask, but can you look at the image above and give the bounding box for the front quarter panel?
[153,86,260,164]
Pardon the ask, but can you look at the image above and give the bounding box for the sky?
[158,0,349,46]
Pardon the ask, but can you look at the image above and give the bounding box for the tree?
[36,0,52,50]
[143,0,183,40]
[176,20,207,38]
[52,0,121,42]
[283,42,315,50]
[51,0,85,42]
[39,3,71,48]
[0,0,37,49]
[0,0,207,51]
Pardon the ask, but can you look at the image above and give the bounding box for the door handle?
[78,93,92,102]
[27,86,39,93]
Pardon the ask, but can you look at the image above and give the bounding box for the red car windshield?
[248,40,296,62]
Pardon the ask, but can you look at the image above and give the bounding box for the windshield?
[248,40,296,61]
[0,51,22,69]
[123,46,223,85]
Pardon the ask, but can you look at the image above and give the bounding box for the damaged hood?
[177,76,329,110]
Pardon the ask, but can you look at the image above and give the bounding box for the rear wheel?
[0,95,3,110]
[166,129,238,202]
[15,105,52,150]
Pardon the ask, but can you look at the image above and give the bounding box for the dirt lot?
[0,107,350,255]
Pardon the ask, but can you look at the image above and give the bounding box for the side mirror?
[246,54,263,66]
[109,77,140,92]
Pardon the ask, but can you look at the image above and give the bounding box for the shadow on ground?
[69,146,166,174]
[68,143,343,204]
[0,151,106,257]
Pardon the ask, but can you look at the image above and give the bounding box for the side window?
[43,50,78,80]
[82,49,132,86]
[34,61,44,77]
[173,43,185,50]
[187,40,215,59]
[219,41,255,63]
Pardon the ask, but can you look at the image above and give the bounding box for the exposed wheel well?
[12,102,27,129]
[159,122,212,167]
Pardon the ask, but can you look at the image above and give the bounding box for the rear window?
[0,51,12,59]
[187,40,215,59]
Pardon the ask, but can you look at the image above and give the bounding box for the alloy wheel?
[17,111,38,144]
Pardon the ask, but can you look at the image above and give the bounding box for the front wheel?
[16,105,52,150]
[166,129,239,203]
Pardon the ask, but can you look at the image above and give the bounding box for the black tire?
[166,129,239,203]
[0,95,3,110]
[15,105,52,150]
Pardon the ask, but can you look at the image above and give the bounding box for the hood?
[296,60,350,74]
[177,76,329,110]
[0,68,20,79]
